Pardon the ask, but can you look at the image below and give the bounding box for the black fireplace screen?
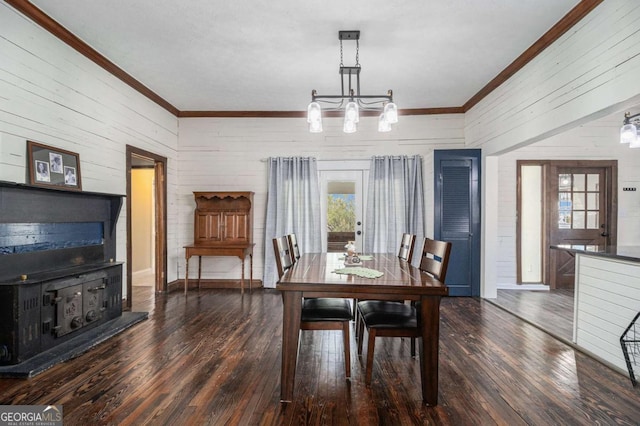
[0,222,103,255]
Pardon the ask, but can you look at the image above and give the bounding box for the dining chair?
[397,233,416,263]
[287,233,301,263]
[355,233,416,337]
[273,236,353,378]
[273,235,294,277]
[356,237,452,385]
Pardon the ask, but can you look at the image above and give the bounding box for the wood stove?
[0,181,124,365]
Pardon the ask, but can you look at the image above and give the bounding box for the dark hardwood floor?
[488,288,575,342]
[1,288,638,425]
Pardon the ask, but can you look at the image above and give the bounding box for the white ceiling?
[29,0,581,112]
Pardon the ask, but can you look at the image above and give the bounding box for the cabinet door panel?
[223,212,249,242]
[195,212,222,243]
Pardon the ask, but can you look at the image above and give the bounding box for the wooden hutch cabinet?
[184,192,254,293]
[194,192,252,244]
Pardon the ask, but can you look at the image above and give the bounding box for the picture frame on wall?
[27,141,82,190]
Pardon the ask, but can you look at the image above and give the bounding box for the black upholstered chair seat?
[357,238,452,385]
[357,300,417,329]
[302,298,352,322]
[273,235,353,378]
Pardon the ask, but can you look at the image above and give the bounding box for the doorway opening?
[507,160,618,342]
[126,146,167,311]
[517,160,617,287]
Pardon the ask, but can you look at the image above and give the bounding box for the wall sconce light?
[620,112,640,148]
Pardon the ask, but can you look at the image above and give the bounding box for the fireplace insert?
[0,263,122,365]
[0,181,124,365]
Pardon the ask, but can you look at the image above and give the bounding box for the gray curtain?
[364,155,425,267]
[263,157,321,288]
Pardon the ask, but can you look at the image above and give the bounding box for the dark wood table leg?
[197,255,202,291]
[241,255,245,294]
[281,290,302,402]
[249,252,253,292]
[420,295,442,406]
[184,253,189,294]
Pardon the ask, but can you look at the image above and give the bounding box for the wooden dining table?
[276,252,449,406]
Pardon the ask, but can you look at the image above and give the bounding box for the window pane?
[586,211,599,229]
[558,211,571,229]
[573,174,585,191]
[587,193,599,210]
[572,211,585,229]
[587,174,599,191]
[559,174,571,191]
[573,193,585,210]
[559,192,571,206]
[327,181,355,252]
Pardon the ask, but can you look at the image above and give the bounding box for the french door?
[319,167,367,253]
[547,162,616,287]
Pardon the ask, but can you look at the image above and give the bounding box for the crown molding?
[6,0,603,118]
[178,111,307,118]
[178,107,465,118]
[462,0,603,112]
[4,0,179,116]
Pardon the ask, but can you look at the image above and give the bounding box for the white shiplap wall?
[0,5,180,290]
[177,115,464,282]
[469,0,640,296]
[575,254,640,374]
[466,0,640,155]
[6,0,640,297]
[495,114,640,286]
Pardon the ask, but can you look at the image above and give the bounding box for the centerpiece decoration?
[344,241,361,265]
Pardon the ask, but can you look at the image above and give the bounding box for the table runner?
[332,267,384,279]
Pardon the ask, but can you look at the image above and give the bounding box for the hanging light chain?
[340,37,360,67]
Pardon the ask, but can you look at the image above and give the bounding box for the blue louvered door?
[434,150,481,296]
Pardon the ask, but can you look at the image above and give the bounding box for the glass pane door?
[557,172,602,237]
[319,170,364,252]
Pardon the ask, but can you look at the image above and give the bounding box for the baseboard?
[132,268,153,278]
[168,279,263,293]
[497,283,549,291]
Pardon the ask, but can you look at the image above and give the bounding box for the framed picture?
[27,141,82,190]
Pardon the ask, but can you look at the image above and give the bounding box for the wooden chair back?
[397,233,416,263]
[273,236,294,279]
[419,238,452,282]
[287,233,301,263]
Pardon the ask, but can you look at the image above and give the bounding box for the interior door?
[319,170,365,253]
[548,164,616,288]
[434,149,481,296]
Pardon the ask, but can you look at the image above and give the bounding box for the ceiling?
[25,0,585,113]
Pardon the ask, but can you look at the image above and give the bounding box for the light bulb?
[343,118,357,133]
[620,123,637,144]
[383,102,398,124]
[378,113,391,132]
[345,102,359,123]
[307,102,322,123]
[630,128,640,148]
[309,119,323,133]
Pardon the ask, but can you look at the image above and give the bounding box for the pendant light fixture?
[308,31,398,133]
